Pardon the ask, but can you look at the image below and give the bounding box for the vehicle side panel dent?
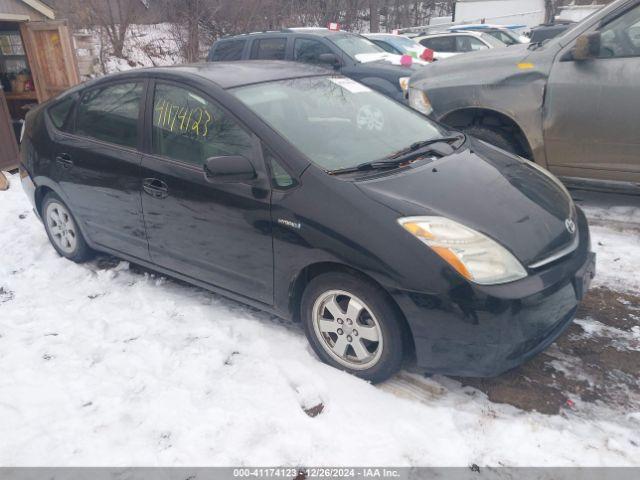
[435,71,548,166]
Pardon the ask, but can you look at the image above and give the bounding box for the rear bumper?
[19,163,39,218]
[393,207,596,377]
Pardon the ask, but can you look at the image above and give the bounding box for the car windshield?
[479,33,508,48]
[330,33,386,59]
[386,35,422,50]
[487,30,518,45]
[231,76,447,172]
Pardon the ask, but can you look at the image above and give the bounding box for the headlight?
[408,87,433,115]
[399,77,410,94]
[398,216,527,285]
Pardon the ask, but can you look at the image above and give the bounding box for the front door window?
[152,83,253,165]
[599,4,640,58]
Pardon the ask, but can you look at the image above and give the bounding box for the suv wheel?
[42,192,92,263]
[301,272,404,383]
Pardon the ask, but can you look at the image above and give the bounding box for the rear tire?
[301,272,404,383]
[464,125,520,155]
[42,192,92,263]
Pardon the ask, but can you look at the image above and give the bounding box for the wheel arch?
[34,184,55,217]
[288,261,416,361]
[33,180,95,250]
[440,107,534,160]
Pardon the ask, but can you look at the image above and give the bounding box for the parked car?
[364,33,435,61]
[448,24,530,45]
[409,0,640,191]
[529,20,576,43]
[414,31,506,59]
[20,62,595,382]
[208,28,423,103]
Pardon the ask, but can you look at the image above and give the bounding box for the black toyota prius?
[19,61,595,383]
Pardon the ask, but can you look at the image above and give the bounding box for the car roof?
[286,27,345,36]
[451,25,505,32]
[88,61,331,90]
[365,33,400,38]
[418,31,485,39]
[217,28,349,40]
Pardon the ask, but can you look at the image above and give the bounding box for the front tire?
[42,192,92,263]
[301,272,404,383]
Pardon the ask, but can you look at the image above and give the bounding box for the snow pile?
[573,190,640,293]
[0,173,639,466]
[103,23,185,74]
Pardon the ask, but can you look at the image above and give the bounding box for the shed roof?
[0,0,55,21]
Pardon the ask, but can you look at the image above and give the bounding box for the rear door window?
[293,38,333,64]
[76,82,143,149]
[420,36,455,52]
[151,83,254,166]
[211,39,246,61]
[250,38,287,60]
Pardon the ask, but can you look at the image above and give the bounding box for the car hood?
[355,138,576,267]
[356,52,428,66]
[411,43,533,85]
[354,55,424,74]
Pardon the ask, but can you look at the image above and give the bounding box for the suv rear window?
[211,39,246,61]
[250,38,287,60]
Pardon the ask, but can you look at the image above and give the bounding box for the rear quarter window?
[211,39,246,61]
[48,95,76,131]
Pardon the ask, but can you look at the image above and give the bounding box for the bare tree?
[370,0,380,32]
[81,0,144,58]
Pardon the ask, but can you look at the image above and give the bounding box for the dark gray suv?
[409,0,640,192]
[208,28,422,103]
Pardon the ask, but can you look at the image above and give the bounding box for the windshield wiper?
[329,133,465,175]
[388,133,465,160]
[328,160,405,175]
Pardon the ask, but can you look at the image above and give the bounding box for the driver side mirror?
[204,155,256,184]
[318,53,341,69]
[571,32,601,60]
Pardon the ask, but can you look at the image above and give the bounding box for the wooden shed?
[1,0,80,171]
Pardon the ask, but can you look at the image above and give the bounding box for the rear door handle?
[143,178,169,199]
[55,153,73,170]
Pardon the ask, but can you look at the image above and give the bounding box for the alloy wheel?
[312,289,384,370]
[45,201,78,254]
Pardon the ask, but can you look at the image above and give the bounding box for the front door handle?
[55,153,73,170]
[143,178,169,199]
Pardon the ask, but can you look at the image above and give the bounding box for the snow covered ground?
[0,173,639,466]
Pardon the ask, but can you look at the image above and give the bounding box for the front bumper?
[393,207,596,377]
